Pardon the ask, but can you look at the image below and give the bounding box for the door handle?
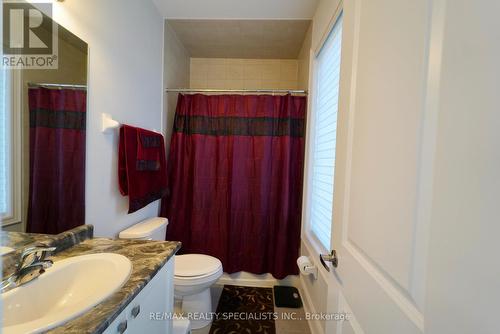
[320,250,338,271]
[131,305,141,318]
[117,319,127,333]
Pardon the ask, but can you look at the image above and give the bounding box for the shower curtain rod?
[165,88,308,95]
[28,83,87,90]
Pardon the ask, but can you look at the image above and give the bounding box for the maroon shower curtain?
[161,94,306,279]
[26,88,86,234]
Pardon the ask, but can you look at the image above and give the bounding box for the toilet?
[119,218,223,330]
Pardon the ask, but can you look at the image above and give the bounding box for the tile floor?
[179,284,311,334]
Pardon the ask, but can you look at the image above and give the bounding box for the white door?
[304,0,500,333]
[305,0,435,333]
[421,0,500,333]
[301,0,500,334]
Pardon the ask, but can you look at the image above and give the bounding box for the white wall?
[297,25,312,91]
[164,22,190,153]
[48,0,165,237]
[310,0,342,52]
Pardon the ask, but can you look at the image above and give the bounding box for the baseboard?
[299,280,324,334]
[217,272,300,288]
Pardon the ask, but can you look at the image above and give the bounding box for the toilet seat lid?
[175,254,222,277]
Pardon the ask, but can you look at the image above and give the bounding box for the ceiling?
[168,19,312,59]
[153,0,319,19]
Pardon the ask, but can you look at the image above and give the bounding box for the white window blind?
[0,66,8,216]
[0,2,6,217]
[310,13,343,249]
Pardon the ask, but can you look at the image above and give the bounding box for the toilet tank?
[118,218,168,241]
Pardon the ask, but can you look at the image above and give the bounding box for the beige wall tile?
[207,64,226,80]
[190,58,206,67]
[243,63,262,80]
[190,57,299,91]
[280,81,298,90]
[225,59,245,67]
[261,63,281,81]
[280,61,299,81]
[210,79,227,89]
[243,79,262,89]
[226,65,244,80]
[190,63,208,79]
[225,79,245,89]
[205,58,226,66]
[261,80,282,89]
[242,59,265,65]
[190,77,208,89]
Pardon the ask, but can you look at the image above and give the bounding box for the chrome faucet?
[0,245,57,293]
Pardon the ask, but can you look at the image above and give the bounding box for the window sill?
[1,216,22,228]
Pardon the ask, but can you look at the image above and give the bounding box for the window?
[0,66,8,218]
[309,13,343,249]
[0,67,21,227]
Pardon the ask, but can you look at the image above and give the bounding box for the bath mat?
[273,286,303,308]
[209,285,276,334]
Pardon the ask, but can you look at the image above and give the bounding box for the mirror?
[1,1,88,237]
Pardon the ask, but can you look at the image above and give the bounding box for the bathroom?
[1,0,500,333]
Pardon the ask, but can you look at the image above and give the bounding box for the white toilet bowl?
[119,219,223,330]
[174,254,223,329]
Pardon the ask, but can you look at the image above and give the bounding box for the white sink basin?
[2,253,132,334]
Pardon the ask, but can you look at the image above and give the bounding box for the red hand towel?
[137,130,161,171]
[118,125,167,213]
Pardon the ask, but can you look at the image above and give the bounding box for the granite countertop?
[1,225,94,277]
[1,226,181,334]
[1,231,57,250]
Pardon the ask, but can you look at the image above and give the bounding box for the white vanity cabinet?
[104,258,175,334]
